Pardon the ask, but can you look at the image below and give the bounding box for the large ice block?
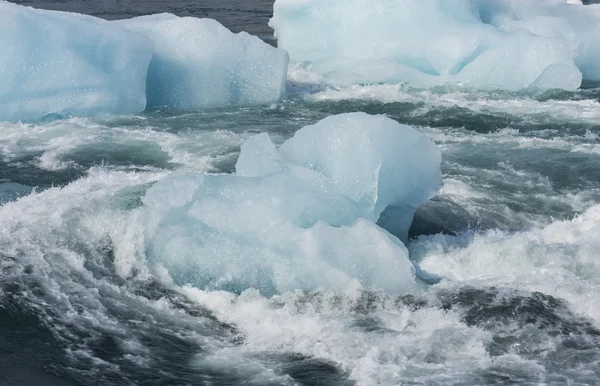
[0,3,290,122]
[0,2,153,122]
[142,113,442,294]
[117,14,289,109]
[270,0,600,90]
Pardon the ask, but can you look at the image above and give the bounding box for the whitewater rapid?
[2,1,600,385]
[2,88,600,384]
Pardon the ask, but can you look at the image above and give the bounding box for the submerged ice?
[142,113,442,294]
[0,3,288,122]
[270,0,600,90]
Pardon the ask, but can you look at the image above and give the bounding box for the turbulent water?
[2,1,600,385]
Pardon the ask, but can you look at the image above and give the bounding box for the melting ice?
[0,2,288,122]
[142,113,442,294]
[271,0,600,90]
[116,14,289,110]
[0,2,152,122]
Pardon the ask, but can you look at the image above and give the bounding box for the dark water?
[11,0,277,41]
[2,1,600,385]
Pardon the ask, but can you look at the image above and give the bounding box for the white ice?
[270,0,600,91]
[142,113,442,294]
[116,14,289,110]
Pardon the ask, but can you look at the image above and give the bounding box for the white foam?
[0,117,250,171]
[1,163,595,383]
[0,167,242,375]
[173,201,600,383]
[298,82,600,125]
[181,285,532,385]
[412,203,600,323]
[0,119,598,384]
[422,125,600,155]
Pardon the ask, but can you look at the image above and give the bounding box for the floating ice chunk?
[142,113,442,294]
[117,14,289,109]
[0,2,153,122]
[236,132,283,177]
[473,0,600,82]
[270,0,593,90]
[277,113,442,222]
[0,3,290,122]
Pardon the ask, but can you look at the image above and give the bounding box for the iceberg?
[270,0,600,90]
[142,113,442,294]
[0,4,289,122]
[116,14,289,110]
[0,2,153,122]
[473,0,600,82]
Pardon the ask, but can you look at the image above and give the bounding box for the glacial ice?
[142,113,442,294]
[473,0,600,82]
[0,4,289,122]
[270,0,600,90]
[0,2,153,122]
[116,14,289,110]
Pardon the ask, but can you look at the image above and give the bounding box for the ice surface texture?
[0,3,288,122]
[117,14,289,110]
[270,0,600,90]
[142,113,443,294]
[0,2,153,122]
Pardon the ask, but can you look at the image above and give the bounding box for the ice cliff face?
[270,0,600,90]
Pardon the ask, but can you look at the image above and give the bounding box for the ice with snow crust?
[0,3,289,122]
[142,113,442,295]
[271,0,600,90]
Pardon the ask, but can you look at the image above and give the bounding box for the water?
[10,0,277,42]
[2,1,600,385]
